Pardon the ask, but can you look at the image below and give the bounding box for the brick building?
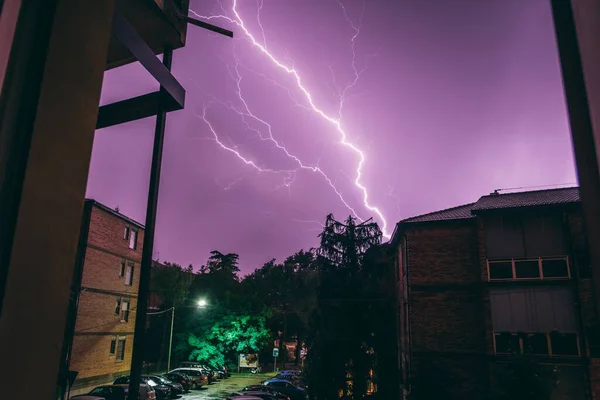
[68,200,144,395]
[391,187,600,399]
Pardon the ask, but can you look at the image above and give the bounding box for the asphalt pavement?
[179,373,273,399]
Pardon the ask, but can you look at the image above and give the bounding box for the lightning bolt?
[193,46,362,218]
[197,103,295,177]
[190,0,391,238]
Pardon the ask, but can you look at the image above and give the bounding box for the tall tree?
[307,214,384,399]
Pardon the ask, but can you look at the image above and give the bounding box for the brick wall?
[86,205,144,262]
[79,247,139,297]
[402,220,488,398]
[410,290,485,353]
[406,222,480,285]
[70,203,144,390]
[567,210,600,399]
[70,333,134,381]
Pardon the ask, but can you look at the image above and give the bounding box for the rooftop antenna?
[115,205,120,213]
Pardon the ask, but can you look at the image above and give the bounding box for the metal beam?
[184,16,233,38]
[127,46,173,400]
[111,11,185,109]
[96,91,182,130]
[551,0,600,331]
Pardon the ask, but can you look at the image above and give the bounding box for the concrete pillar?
[0,0,114,398]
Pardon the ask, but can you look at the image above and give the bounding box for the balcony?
[106,0,190,70]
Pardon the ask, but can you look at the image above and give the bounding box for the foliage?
[150,262,193,308]
[306,214,395,400]
[150,217,395,397]
[187,313,271,369]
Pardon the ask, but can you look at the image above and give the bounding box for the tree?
[187,313,271,370]
[307,214,384,399]
[206,250,240,278]
[150,262,193,308]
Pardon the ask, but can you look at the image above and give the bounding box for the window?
[550,332,579,356]
[129,229,137,250]
[494,332,578,356]
[488,257,570,281]
[543,259,569,278]
[119,260,125,277]
[488,261,513,280]
[125,262,134,285]
[109,336,116,355]
[494,332,519,354]
[120,299,130,322]
[114,298,121,315]
[124,226,130,240]
[514,259,540,279]
[524,333,549,355]
[116,337,126,361]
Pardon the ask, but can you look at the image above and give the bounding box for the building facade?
[391,187,600,399]
[68,200,144,395]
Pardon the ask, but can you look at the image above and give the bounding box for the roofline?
[389,215,476,245]
[471,200,580,214]
[400,202,477,224]
[85,199,144,229]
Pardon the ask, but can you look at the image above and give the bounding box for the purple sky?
[87,0,577,273]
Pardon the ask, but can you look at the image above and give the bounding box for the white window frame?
[125,262,134,286]
[487,256,570,282]
[128,229,137,250]
[120,299,130,322]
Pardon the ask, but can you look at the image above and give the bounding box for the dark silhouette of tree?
[150,262,193,308]
[307,214,387,400]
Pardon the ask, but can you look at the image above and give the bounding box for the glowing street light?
[198,299,207,308]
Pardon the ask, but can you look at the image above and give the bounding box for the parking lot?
[179,374,273,399]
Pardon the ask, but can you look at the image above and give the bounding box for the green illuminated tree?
[188,314,271,369]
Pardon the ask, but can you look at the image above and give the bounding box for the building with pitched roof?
[390,187,599,399]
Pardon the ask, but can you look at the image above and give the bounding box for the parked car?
[204,365,225,379]
[71,383,156,400]
[232,391,281,400]
[70,397,104,400]
[113,376,171,399]
[217,364,231,377]
[280,370,301,376]
[263,379,308,400]
[147,375,184,396]
[169,368,208,389]
[242,385,291,400]
[163,371,192,391]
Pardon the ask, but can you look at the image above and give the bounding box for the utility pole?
[127,47,172,400]
[167,306,175,372]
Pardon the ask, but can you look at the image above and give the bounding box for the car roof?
[230,397,264,400]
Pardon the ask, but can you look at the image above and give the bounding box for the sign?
[273,347,279,357]
[300,349,307,359]
[239,353,259,368]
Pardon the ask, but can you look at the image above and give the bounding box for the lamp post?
[148,298,208,372]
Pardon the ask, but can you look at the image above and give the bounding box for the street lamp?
[149,298,209,372]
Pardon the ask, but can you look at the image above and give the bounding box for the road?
[180,374,273,399]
